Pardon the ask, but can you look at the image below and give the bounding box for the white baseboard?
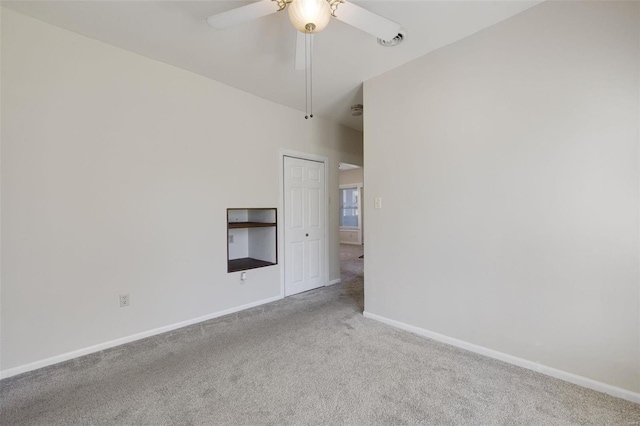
[1,295,283,380]
[363,311,640,404]
[327,278,341,286]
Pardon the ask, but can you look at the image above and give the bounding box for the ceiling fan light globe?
[288,0,331,33]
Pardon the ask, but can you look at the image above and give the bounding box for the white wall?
[0,9,362,374]
[339,168,363,186]
[364,0,639,395]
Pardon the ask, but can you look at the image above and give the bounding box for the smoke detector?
[378,30,406,47]
[351,104,363,117]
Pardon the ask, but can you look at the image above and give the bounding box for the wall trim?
[1,295,283,380]
[362,311,640,404]
[327,278,341,286]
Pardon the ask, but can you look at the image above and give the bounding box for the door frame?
[279,149,330,298]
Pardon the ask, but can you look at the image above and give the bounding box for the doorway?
[338,163,364,311]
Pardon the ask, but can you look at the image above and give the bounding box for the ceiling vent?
[351,104,364,117]
[377,30,406,47]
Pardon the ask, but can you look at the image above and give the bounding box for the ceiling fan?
[206,0,402,70]
[207,0,402,119]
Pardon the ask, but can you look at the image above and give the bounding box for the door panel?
[308,240,320,279]
[308,188,320,227]
[291,166,303,180]
[308,167,320,182]
[284,156,325,296]
[292,241,304,283]
[291,188,303,229]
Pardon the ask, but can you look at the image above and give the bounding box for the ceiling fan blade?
[207,0,279,30]
[333,2,401,42]
[294,31,307,70]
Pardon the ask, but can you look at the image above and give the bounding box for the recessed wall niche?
[227,208,277,273]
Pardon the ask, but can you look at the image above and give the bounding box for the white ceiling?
[2,0,542,131]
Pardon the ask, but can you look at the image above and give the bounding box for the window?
[340,186,360,228]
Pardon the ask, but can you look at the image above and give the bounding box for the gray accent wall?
[364,1,639,393]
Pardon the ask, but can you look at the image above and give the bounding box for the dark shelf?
[228,258,276,273]
[228,222,277,229]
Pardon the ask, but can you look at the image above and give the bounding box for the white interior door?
[284,156,325,296]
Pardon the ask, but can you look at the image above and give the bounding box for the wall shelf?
[228,222,277,229]
[227,208,277,273]
[228,258,276,273]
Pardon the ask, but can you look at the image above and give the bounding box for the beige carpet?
[1,245,638,424]
[339,243,364,261]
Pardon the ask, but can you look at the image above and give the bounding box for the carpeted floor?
[1,244,639,425]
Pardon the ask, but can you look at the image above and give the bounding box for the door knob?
[306,233,309,237]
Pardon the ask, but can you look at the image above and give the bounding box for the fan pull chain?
[310,32,313,119]
[304,30,314,120]
[304,30,309,119]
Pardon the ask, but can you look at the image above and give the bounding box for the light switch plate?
[374,197,382,209]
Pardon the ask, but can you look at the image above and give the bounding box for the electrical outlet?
[228,234,234,243]
[119,294,130,307]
